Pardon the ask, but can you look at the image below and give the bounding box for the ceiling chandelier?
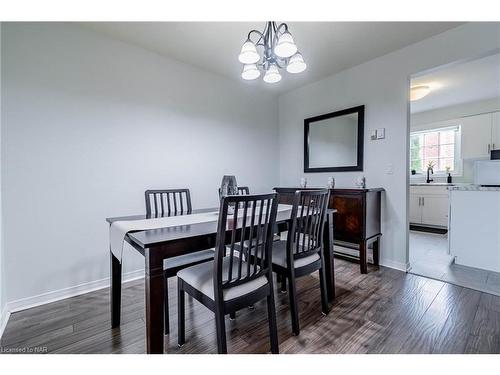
[238,22,306,83]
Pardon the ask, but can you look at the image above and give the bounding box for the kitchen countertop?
[410,183,455,186]
[448,185,500,191]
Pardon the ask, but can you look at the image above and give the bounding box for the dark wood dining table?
[106,206,336,354]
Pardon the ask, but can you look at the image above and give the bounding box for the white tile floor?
[409,230,500,296]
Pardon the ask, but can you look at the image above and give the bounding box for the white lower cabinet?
[409,194,422,224]
[410,186,449,227]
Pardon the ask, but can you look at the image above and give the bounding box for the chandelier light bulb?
[274,31,297,58]
[241,64,261,80]
[238,39,260,64]
[263,64,282,84]
[286,52,307,74]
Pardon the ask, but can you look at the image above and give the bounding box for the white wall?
[1,23,279,305]
[0,22,7,333]
[411,97,500,126]
[278,23,500,270]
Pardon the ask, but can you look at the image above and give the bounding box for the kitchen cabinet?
[409,194,422,224]
[410,185,449,227]
[460,113,493,159]
[492,112,500,151]
[421,195,449,226]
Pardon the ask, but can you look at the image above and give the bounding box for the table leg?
[145,249,165,354]
[359,240,368,274]
[110,250,122,328]
[373,237,380,267]
[322,211,336,301]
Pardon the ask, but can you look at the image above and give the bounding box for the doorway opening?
[407,51,500,296]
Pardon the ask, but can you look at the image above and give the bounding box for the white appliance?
[474,160,500,186]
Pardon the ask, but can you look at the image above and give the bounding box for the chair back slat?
[238,186,250,195]
[214,193,278,298]
[145,189,192,218]
[287,190,329,262]
[218,186,250,199]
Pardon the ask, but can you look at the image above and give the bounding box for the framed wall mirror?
[304,105,364,173]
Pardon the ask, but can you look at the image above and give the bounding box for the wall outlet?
[386,163,394,175]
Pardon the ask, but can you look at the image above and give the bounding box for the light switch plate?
[376,128,385,139]
[370,130,377,140]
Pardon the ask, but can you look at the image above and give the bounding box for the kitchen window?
[410,125,461,175]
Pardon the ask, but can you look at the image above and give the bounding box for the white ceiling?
[83,22,463,94]
[411,52,500,113]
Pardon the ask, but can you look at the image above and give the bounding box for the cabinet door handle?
[488,144,491,153]
[422,197,424,206]
[418,197,421,206]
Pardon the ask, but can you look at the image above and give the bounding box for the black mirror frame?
[304,105,364,173]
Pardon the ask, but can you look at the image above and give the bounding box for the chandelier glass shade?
[263,63,282,83]
[286,52,307,74]
[238,22,306,83]
[241,64,261,80]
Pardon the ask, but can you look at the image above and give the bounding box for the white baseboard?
[335,244,409,272]
[5,269,144,315]
[0,306,11,340]
[379,259,409,272]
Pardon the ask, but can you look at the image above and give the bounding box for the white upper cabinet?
[460,113,493,159]
[492,112,500,151]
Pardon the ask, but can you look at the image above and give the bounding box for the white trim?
[5,268,144,314]
[0,306,11,340]
[379,259,410,272]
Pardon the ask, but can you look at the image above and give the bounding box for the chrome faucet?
[426,165,434,183]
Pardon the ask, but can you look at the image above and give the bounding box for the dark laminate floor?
[1,259,500,354]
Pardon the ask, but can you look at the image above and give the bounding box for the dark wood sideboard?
[274,187,384,274]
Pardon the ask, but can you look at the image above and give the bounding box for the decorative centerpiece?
[327,177,335,189]
[220,175,238,213]
[300,177,307,188]
[356,175,366,189]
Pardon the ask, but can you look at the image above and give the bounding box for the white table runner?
[110,204,293,260]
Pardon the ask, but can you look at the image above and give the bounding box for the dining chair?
[238,186,250,195]
[217,186,250,197]
[253,189,330,335]
[144,189,214,335]
[177,193,280,354]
